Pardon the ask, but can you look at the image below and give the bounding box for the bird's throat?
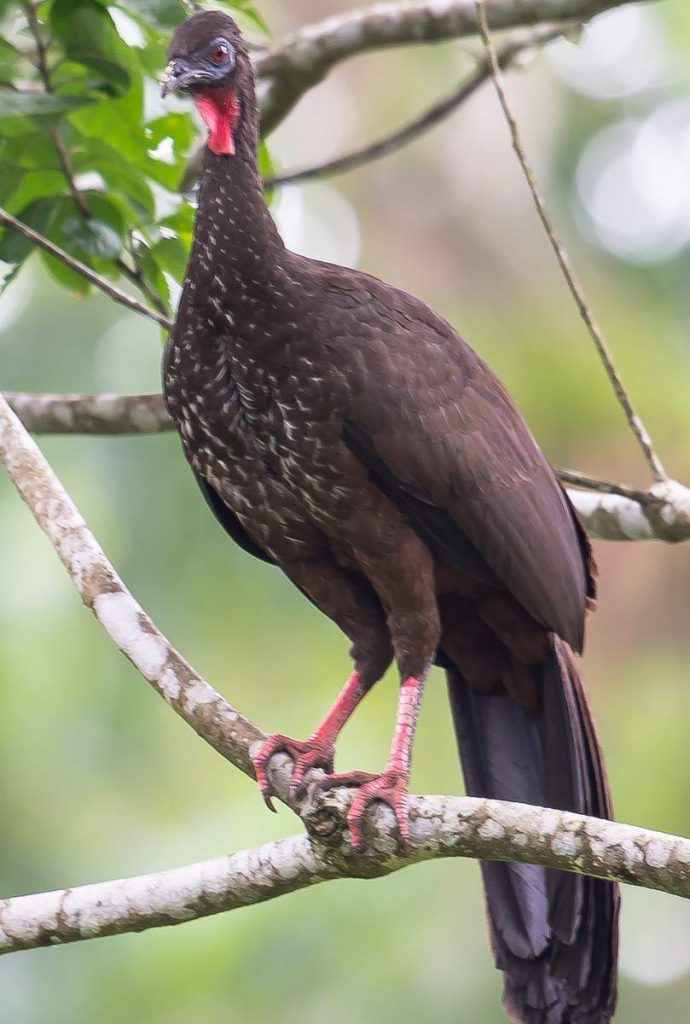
[194,88,240,156]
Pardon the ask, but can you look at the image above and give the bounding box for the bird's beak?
[160,59,210,98]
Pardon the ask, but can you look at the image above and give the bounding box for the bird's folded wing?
[342,331,590,650]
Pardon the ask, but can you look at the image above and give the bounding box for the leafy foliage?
[0,0,268,312]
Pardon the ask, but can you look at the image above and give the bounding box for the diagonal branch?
[0,208,172,329]
[475,0,666,483]
[255,0,651,135]
[1,794,689,956]
[0,392,260,777]
[267,26,561,188]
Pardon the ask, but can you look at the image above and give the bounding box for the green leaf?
[0,260,22,299]
[160,203,194,249]
[0,133,62,169]
[145,112,195,153]
[0,88,90,116]
[0,196,59,263]
[115,0,186,30]
[137,245,171,312]
[0,38,22,86]
[69,85,187,190]
[51,0,133,96]
[149,234,188,280]
[259,139,275,205]
[0,169,67,213]
[218,0,271,38]
[40,249,91,295]
[0,163,22,205]
[72,138,156,217]
[54,192,125,261]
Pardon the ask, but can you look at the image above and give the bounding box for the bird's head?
[161,11,251,157]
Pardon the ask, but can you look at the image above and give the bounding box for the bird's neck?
[189,92,286,307]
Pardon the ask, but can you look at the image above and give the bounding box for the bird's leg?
[319,674,426,851]
[252,669,369,809]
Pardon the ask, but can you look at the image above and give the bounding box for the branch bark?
[0,392,262,778]
[2,794,688,956]
[567,480,690,542]
[255,0,649,134]
[266,26,561,188]
[3,391,172,435]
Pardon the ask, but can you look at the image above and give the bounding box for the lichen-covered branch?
[0,392,262,778]
[567,480,690,542]
[4,391,172,435]
[1,794,688,956]
[255,0,649,134]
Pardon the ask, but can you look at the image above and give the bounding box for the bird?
[161,11,619,1023]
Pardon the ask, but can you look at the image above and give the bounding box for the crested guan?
[161,12,619,1023]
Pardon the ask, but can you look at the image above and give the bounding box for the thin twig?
[0,207,172,328]
[474,0,666,484]
[556,468,651,502]
[23,0,50,84]
[267,27,561,188]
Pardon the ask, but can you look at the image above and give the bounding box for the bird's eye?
[211,41,230,64]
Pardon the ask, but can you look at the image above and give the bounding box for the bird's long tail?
[446,635,619,1024]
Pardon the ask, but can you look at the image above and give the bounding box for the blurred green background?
[2,0,690,1021]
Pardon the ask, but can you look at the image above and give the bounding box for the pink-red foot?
[252,733,335,809]
[318,768,411,851]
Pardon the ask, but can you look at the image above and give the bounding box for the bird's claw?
[317,767,411,852]
[253,740,411,851]
[251,733,335,809]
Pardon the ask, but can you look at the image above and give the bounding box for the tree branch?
[475,0,666,483]
[255,0,650,135]
[2,794,688,956]
[3,391,173,435]
[567,479,690,542]
[5,390,690,543]
[267,26,561,188]
[0,392,261,778]
[0,208,172,329]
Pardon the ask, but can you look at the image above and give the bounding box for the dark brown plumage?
[162,13,619,1023]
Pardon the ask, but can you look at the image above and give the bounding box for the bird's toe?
[252,733,336,809]
[309,768,410,851]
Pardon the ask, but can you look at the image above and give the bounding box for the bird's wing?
[193,472,275,565]
[337,287,592,650]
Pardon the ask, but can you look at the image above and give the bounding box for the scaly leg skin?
[318,675,425,851]
[252,670,368,809]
